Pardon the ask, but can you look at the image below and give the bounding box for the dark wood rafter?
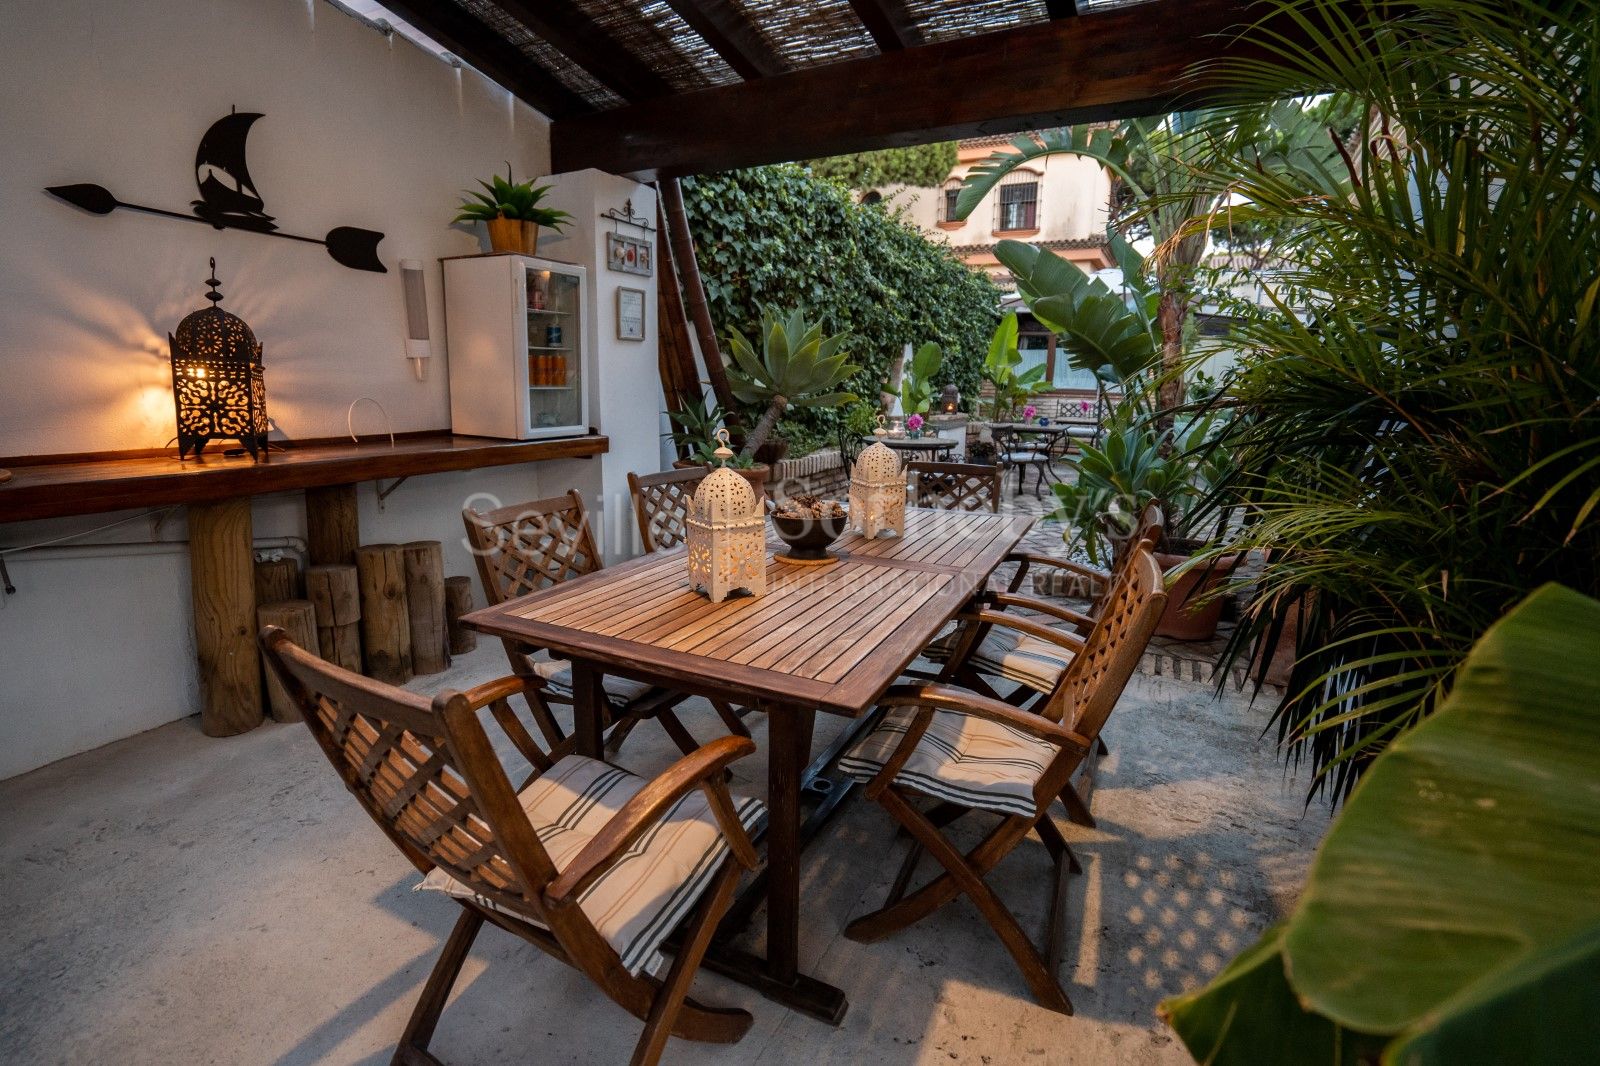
[493,0,674,102]
[375,0,592,118]
[552,0,1271,179]
[1044,0,1080,18]
[660,0,788,79]
[847,0,926,51]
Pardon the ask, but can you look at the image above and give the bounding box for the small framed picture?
[616,286,646,341]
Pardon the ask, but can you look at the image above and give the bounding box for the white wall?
[538,170,666,563]
[0,0,585,778]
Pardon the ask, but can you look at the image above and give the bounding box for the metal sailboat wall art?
[46,107,386,273]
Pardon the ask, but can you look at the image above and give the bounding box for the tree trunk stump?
[306,563,362,672]
[355,544,412,683]
[254,556,302,605]
[257,600,317,722]
[402,541,447,675]
[445,576,477,656]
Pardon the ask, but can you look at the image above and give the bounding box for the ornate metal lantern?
[170,258,267,460]
[686,431,767,603]
[938,383,960,413]
[849,421,906,540]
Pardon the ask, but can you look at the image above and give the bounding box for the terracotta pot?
[486,216,521,253]
[520,221,540,255]
[1154,551,1241,641]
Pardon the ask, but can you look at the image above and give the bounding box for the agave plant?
[724,308,860,462]
[1178,0,1600,802]
[452,166,572,230]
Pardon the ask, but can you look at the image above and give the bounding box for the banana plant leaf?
[1161,584,1600,1064]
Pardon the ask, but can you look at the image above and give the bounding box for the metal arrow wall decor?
[46,108,387,273]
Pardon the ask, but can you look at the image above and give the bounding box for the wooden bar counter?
[0,431,607,735]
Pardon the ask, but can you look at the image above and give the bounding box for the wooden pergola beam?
[494,0,674,102]
[660,0,788,79]
[551,0,1266,179]
[847,0,926,51]
[377,0,591,119]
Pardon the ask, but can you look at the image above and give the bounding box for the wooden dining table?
[462,506,1034,1024]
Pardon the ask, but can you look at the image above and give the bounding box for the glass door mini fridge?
[442,254,590,440]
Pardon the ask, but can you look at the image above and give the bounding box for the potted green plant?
[1050,409,1239,639]
[981,314,1050,421]
[899,341,943,420]
[725,307,861,466]
[453,167,572,255]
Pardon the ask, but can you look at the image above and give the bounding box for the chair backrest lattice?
[906,461,1002,513]
[261,630,555,923]
[629,467,706,553]
[1048,541,1167,740]
[464,491,601,607]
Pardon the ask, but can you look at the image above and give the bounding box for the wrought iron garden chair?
[992,425,1054,498]
[838,544,1167,1014]
[260,627,763,1066]
[464,491,731,757]
[905,460,1003,513]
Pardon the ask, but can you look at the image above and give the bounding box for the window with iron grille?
[995,175,1039,232]
[938,181,961,223]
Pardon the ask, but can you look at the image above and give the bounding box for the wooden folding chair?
[463,491,744,757]
[627,466,706,553]
[839,545,1167,1014]
[260,627,763,1066]
[906,460,1003,513]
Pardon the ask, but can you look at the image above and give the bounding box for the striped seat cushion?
[531,656,654,704]
[924,625,1077,694]
[839,706,1057,817]
[417,755,765,976]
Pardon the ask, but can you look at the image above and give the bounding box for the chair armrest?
[1003,552,1109,594]
[955,609,1086,653]
[456,675,555,774]
[544,736,758,907]
[985,592,1096,631]
[879,683,1092,754]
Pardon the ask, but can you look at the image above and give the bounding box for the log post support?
[254,556,303,604]
[306,484,360,566]
[188,498,263,736]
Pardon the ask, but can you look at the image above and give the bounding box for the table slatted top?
[464,508,1033,715]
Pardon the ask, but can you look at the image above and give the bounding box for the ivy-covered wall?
[681,165,1000,449]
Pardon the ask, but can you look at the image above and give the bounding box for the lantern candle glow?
[169,258,267,460]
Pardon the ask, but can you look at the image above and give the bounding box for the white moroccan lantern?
[686,430,767,603]
[849,421,906,539]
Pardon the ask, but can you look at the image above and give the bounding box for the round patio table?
[988,422,1096,496]
[868,435,956,463]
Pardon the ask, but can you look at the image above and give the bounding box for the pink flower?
[1022,404,1037,422]
[1079,399,1092,413]
[905,413,924,431]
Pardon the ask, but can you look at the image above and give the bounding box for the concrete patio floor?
[0,630,1328,1065]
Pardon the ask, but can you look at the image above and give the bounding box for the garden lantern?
[686,430,767,602]
[938,384,960,413]
[169,258,267,460]
[849,421,905,540]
